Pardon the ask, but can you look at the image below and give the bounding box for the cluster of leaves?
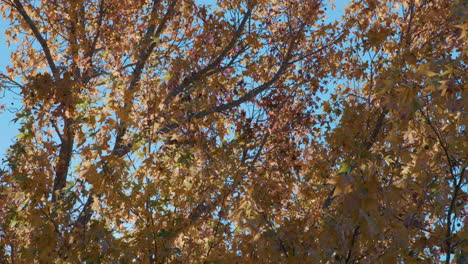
[0,0,466,262]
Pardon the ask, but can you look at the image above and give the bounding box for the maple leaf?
[0,0,465,262]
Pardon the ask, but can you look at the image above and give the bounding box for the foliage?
[0,0,466,262]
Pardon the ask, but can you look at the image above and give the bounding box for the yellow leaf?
[417,63,437,77]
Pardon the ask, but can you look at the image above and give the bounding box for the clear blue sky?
[0,16,19,160]
[0,0,348,159]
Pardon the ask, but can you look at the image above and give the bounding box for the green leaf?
[338,162,351,175]
[10,216,18,228]
[384,156,395,165]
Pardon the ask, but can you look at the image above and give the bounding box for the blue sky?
[0,0,348,158]
[0,16,19,160]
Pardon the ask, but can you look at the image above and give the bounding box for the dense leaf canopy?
[0,0,466,262]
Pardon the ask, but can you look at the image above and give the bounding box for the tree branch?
[12,0,59,79]
[345,225,360,263]
[162,7,253,105]
[155,30,299,135]
[113,0,177,156]
[51,117,75,202]
[322,108,388,210]
[78,7,305,229]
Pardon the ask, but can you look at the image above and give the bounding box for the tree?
[0,0,465,262]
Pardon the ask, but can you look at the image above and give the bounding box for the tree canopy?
[0,0,466,262]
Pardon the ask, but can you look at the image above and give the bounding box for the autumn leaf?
[0,0,465,263]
